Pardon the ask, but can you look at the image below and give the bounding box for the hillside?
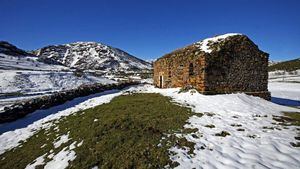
[0,41,68,71]
[268,58,300,71]
[34,42,152,73]
[0,41,116,110]
[0,41,35,57]
[0,41,115,95]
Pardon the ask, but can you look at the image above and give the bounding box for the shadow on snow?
[0,89,120,134]
[271,97,300,107]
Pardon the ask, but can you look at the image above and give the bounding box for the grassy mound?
[0,93,195,169]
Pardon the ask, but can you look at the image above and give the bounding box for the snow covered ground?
[0,70,116,110]
[0,53,117,110]
[0,83,299,168]
[0,53,67,71]
[0,52,116,94]
[131,85,300,169]
[269,82,300,107]
[268,70,300,107]
[0,70,115,94]
[269,70,300,82]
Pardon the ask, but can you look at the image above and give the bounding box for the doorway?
[159,76,163,88]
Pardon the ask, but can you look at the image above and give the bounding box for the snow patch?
[25,154,46,169]
[44,143,77,169]
[77,140,83,147]
[53,133,70,148]
[195,33,241,53]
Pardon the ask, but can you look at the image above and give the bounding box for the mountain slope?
[268,60,280,66]
[35,42,152,72]
[0,41,35,57]
[0,41,67,71]
[0,41,116,109]
[268,58,300,71]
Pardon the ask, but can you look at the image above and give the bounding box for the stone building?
[153,33,270,100]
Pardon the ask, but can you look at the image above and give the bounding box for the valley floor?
[0,82,299,168]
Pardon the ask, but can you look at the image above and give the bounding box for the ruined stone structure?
[153,33,270,100]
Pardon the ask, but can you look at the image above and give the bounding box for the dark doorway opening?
[159,76,163,88]
[189,63,194,75]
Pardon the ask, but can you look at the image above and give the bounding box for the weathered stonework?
[154,34,271,100]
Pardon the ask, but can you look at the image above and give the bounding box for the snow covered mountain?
[268,60,280,66]
[0,41,116,109]
[34,42,152,72]
[0,41,68,71]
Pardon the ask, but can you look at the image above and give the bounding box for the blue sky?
[0,0,299,61]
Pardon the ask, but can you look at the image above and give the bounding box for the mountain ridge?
[34,41,152,73]
[268,57,300,71]
[0,41,36,57]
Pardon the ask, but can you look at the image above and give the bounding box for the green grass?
[283,112,300,126]
[0,93,196,169]
[273,112,300,126]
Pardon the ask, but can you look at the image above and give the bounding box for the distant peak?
[68,41,101,45]
[212,33,243,38]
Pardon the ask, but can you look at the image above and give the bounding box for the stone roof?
[157,33,267,61]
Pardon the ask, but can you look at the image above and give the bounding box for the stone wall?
[0,82,139,123]
[153,45,206,92]
[153,35,270,100]
[204,36,269,98]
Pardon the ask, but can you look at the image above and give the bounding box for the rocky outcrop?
[154,33,270,100]
[0,82,139,123]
